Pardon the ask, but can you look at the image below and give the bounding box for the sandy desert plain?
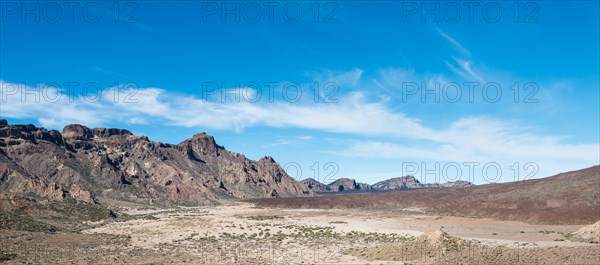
[0,199,598,265]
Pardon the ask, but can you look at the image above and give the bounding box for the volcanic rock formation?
[0,120,312,205]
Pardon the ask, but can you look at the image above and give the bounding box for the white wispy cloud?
[437,29,484,82]
[338,117,598,164]
[437,29,471,57]
[263,135,314,148]
[0,81,429,137]
[446,58,483,82]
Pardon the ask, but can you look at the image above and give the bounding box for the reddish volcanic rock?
[0,120,312,205]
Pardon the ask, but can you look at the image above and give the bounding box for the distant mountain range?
[0,120,311,206]
[254,166,600,225]
[300,175,473,193]
[0,119,474,207]
[372,176,473,190]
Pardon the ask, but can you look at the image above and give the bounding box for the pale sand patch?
[572,220,600,242]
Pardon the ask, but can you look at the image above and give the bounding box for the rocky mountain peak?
[372,175,424,190]
[299,178,332,192]
[62,124,93,140]
[179,132,223,157]
[334,178,356,185]
[403,175,419,182]
[259,156,276,163]
[328,178,374,192]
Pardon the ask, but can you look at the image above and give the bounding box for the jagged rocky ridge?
[0,120,312,205]
[301,175,473,193]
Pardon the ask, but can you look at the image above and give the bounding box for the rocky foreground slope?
[0,120,311,206]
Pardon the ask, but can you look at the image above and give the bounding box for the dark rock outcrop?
[62,124,93,140]
[91,128,133,138]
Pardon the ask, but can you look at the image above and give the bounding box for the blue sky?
[1,1,599,184]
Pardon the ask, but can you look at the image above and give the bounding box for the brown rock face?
[62,124,93,140]
[91,128,133,138]
[69,184,95,203]
[0,120,312,205]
